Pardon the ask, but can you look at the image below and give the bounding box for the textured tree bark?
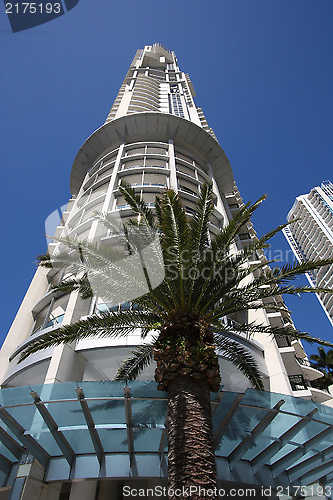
[167,375,217,500]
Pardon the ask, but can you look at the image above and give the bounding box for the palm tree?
[310,347,333,391]
[20,183,333,499]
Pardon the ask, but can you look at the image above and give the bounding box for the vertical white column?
[168,141,177,191]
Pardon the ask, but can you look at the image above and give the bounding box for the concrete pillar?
[10,459,46,500]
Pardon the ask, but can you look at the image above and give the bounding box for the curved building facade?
[0,45,332,500]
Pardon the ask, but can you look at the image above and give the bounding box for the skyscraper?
[283,181,333,326]
[0,45,332,500]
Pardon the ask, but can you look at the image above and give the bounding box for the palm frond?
[19,310,160,362]
[114,342,155,381]
[214,333,264,390]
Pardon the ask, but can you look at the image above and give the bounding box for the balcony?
[288,374,309,391]
[275,335,292,348]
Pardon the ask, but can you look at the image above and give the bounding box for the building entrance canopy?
[0,381,332,489]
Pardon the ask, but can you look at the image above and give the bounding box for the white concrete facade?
[1,43,329,402]
[1,44,332,500]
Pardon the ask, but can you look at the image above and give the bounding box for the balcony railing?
[275,335,292,348]
[288,374,309,391]
[295,356,311,367]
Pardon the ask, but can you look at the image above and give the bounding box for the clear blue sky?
[0,0,332,356]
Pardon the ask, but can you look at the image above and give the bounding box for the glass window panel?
[145,159,166,168]
[242,434,277,461]
[87,400,125,425]
[6,406,38,431]
[126,147,145,156]
[315,404,333,426]
[0,442,18,462]
[31,382,78,402]
[62,429,95,454]
[241,388,286,410]
[30,431,63,456]
[0,386,33,406]
[129,381,166,399]
[260,412,301,440]
[79,381,125,399]
[269,442,298,464]
[131,400,167,426]
[46,401,86,428]
[133,428,163,452]
[98,428,129,452]
[290,420,328,445]
[146,147,166,155]
[281,394,317,417]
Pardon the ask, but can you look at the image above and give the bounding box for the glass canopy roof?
[0,381,332,490]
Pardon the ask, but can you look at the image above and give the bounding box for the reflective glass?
[242,434,276,461]
[46,401,86,427]
[131,399,167,426]
[6,405,40,431]
[80,381,125,399]
[269,442,298,464]
[260,412,300,440]
[315,404,333,426]
[0,442,17,462]
[290,420,328,445]
[212,392,241,435]
[87,400,125,425]
[30,431,62,456]
[241,389,286,410]
[98,428,129,452]
[0,423,22,446]
[281,394,317,417]
[130,381,166,399]
[133,428,163,452]
[62,429,95,454]
[0,386,33,406]
[31,382,78,402]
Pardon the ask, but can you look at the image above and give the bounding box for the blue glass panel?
[315,403,333,426]
[260,412,300,440]
[5,406,40,431]
[0,386,33,406]
[87,400,125,425]
[242,435,276,461]
[130,381,166,399]
[133,428,163,452]
[0,423,22,446]
[30,382,78,402]
[62,429,95,454]
[30,431,63,456]
[290,420,327,445]
[281,394,317,417]
[46,401,86,427]
[0,442,17,462]
[212,392,241,435]
[131,399,167,426]
[241,388,286,410]
[269,442,298,464]
[98,428,129,452]
[80,381,125,399]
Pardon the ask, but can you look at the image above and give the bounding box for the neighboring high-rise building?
[283,181,333,326]
[0,45,332,500]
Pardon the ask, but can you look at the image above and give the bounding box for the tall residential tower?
[0,45,332,500]
[283,181,333,326]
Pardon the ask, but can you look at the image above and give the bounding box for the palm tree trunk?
[167,375,217,500]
